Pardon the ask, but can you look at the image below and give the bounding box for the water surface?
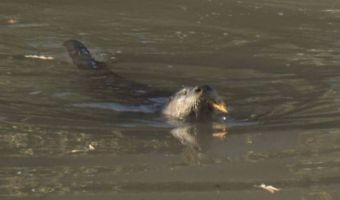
[1,0,340,199]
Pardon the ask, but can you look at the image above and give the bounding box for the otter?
[63,40,228,120]
[162,85,227,120]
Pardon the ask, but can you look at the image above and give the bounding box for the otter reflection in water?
[170,122,228,163]
[63,40,229,156]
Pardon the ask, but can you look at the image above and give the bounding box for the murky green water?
[1,0,340,199]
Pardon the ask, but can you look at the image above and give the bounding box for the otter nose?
[200,85,212,92]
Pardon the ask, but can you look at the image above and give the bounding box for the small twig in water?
[256,183,281,194]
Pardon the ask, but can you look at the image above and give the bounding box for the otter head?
[162,85,228,120]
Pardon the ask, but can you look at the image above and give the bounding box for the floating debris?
[88,144,95,151]
[212,132,227,140]
[70,143,96,154]
[24,55,54,60]
[70,149,84,153]
[257,183,281,194]
[1,18,17,25]
[29,91,42,95]
[323,9,340,14]
[7,18,17,24]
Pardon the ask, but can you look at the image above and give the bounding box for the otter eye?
[194,87,202,93]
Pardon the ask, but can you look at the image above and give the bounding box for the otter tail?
[63,40,105,70]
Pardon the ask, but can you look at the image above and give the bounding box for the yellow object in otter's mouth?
[209,100,228,114]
